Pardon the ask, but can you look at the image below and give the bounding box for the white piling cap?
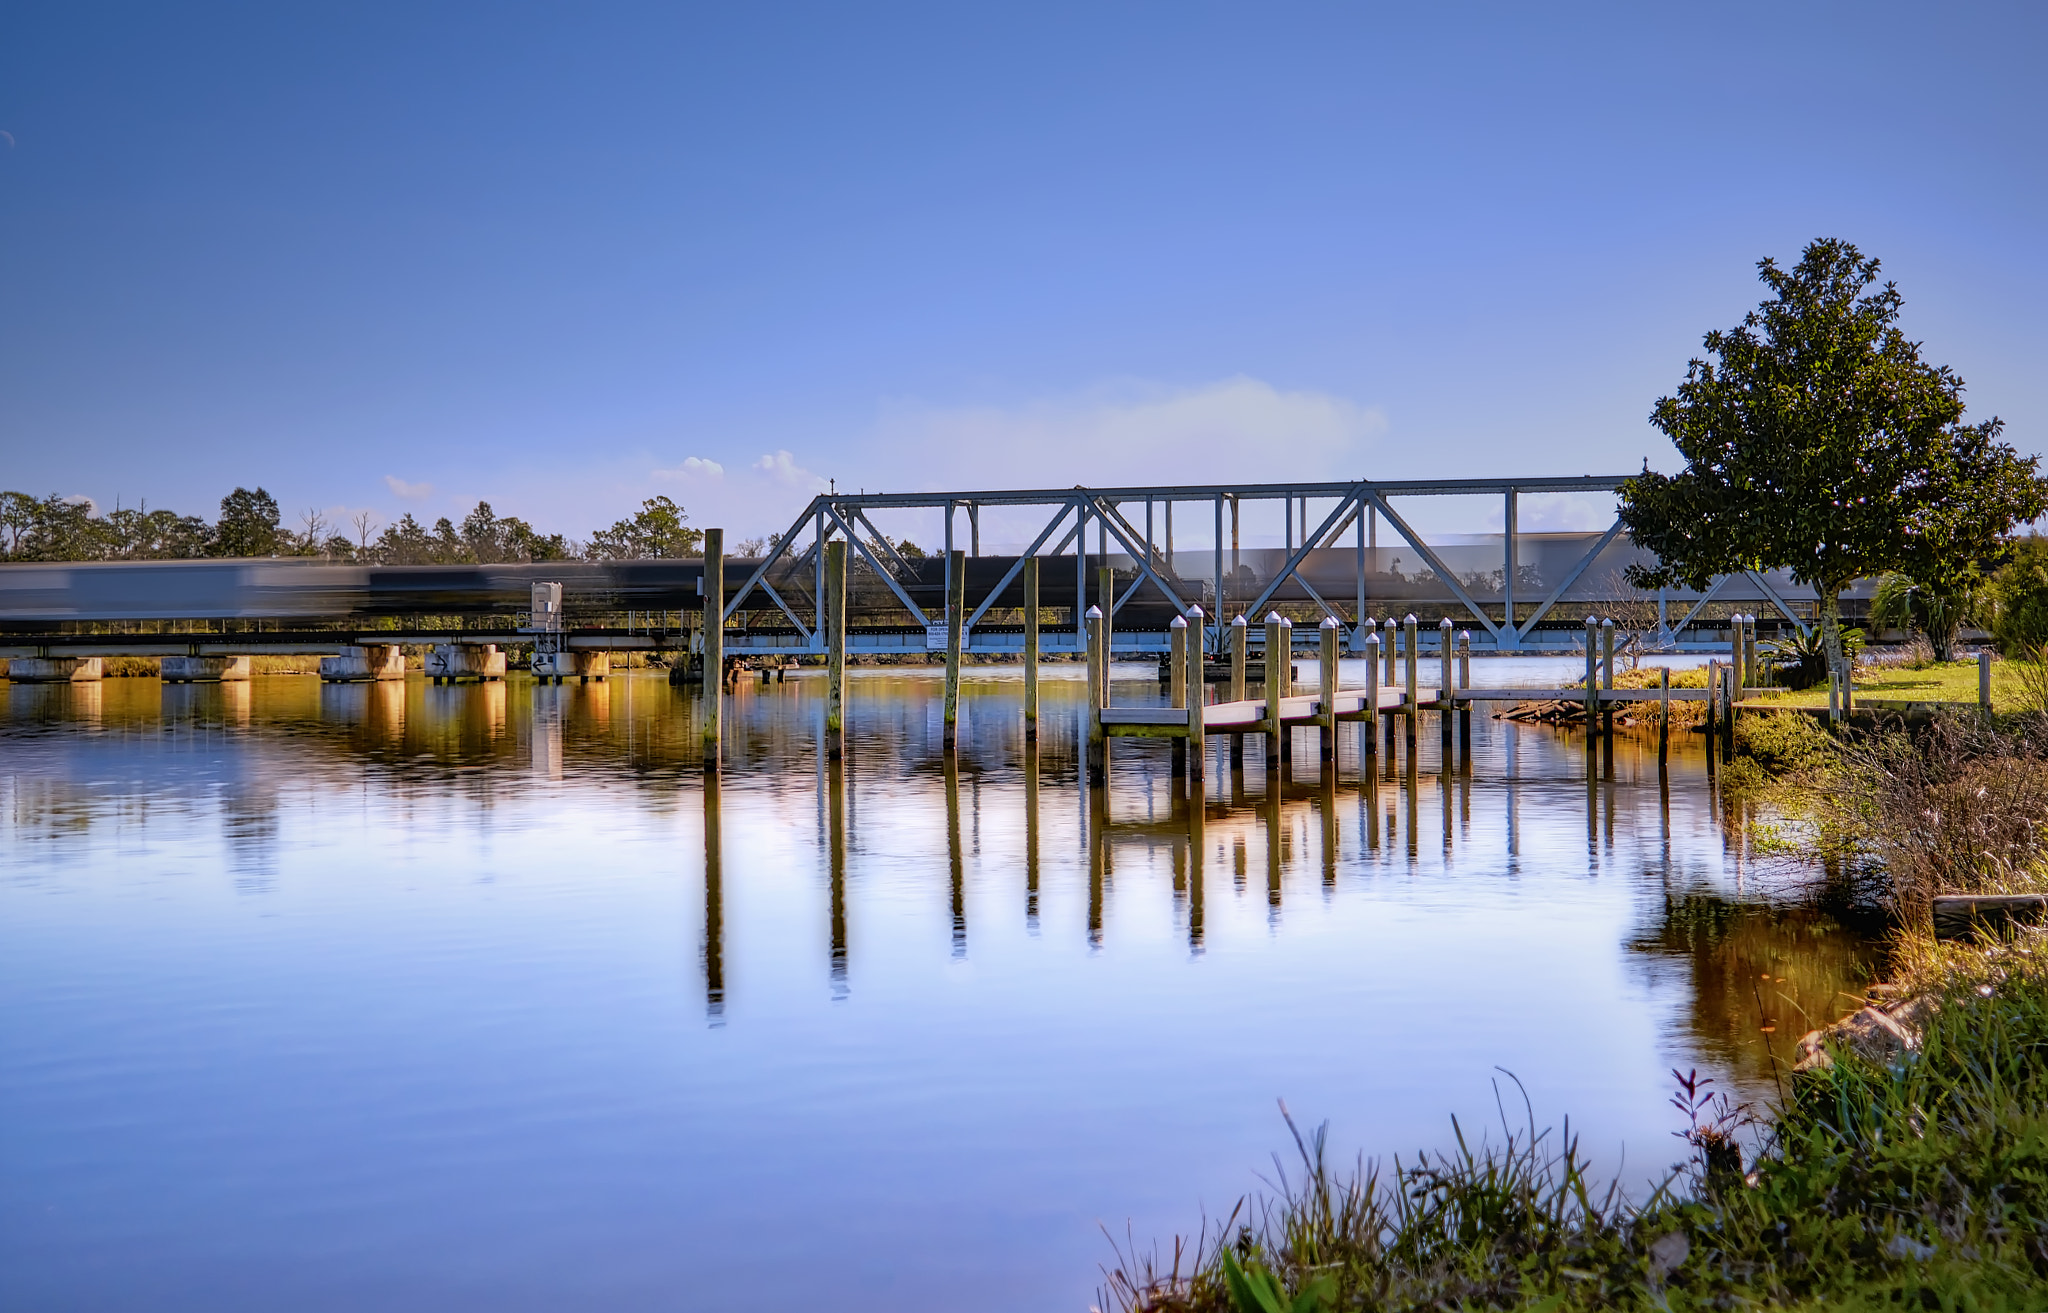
[1170,615,1187,629]
[1186,605,1205,620]
[1320,616,1339,629]
[1365,632,1380,646]
[1585,615,1599,626]
[1363,617,1377,631]
[1267,612,1284,624]
[1602,617,1614,628]
[1085,605,1103,619]
[1438,617,1453,629]
[1231,614,1248,627]
[1276,615,1292,628]
[1404,613,1417,623]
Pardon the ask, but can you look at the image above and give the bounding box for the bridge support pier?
[319,645,405,683]
[429,643,508,685]
[532,648,607,685]
[162,655,251,683]
[6,656,103,683]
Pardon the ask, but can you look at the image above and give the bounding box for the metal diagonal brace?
[962,502,1081,630]
[1670,573,1730,635]
[1086,497,1192,615]
[1507,516,1627,641]
[1747,570,1813,638]
[1358,491,1506,642]
[820,504,930,626]
[721,499,824,623]
[1236,489,1365,621]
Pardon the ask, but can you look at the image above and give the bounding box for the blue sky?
[3,3,2044,547]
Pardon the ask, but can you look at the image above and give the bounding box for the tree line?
[0,490,714,565]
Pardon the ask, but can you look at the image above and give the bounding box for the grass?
[1751,657,2015,710]
[1104,944,2048,1312]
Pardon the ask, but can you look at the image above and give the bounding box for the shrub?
[1734,711,1836,775]
[1992,534,2048,653]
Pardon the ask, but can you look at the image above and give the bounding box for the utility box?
[530,582,564,632]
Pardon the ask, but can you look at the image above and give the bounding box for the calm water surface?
[0,663,1882,1311]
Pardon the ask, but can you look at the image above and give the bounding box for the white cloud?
[867,376,1386,490]
[752,449,828,491]
[383,474,433,501]
[653,455,724,480]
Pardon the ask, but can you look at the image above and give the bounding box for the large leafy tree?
[585,495,701,559]
[1620,238,2047,674]
[212,486,282,557]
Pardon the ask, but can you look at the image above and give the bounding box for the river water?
[0,663,1883,1311]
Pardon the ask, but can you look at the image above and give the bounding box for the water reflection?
[0,665,1889,1313]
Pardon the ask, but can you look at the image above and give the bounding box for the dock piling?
[1600,618,1615,739]
[1085,606,1106,784]
[1456,630,1471,754]
[1438,617,1453,746]
[1658,666,1670,766]
[1169,616,1189,778]
[943,549,965,752]
[1403,614,1418,749]
[1319,616,1339,767]
[1230,615,1247,772]
[1582,616,1598,747]
[1363,632,1380,759]
[1186,606,1207,785]
[702,528,724,773]
[824,540,846,759]
[1981,650,1993,717]
[1264,613,1289,779]
[1022,557,1039,740]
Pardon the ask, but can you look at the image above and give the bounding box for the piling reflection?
[828,756,848,995]
[703,773,725,1024]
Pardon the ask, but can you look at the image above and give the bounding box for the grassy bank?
[1750,656,2024,710]
[1107,711,2048,1312]
[1107,941,2048,1312]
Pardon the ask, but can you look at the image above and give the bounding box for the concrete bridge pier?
[5,657,104,683]
[427,643,508,685]
[319,645,406,683]
[532,648,610,685]
[161,656,252,683]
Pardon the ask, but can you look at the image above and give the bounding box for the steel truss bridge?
[0,476,1857,660]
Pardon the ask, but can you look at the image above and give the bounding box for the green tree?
[372,513,435,565]
[585,495,701,559]
[1870,571,1988,662]
[1619,238,2047,676]
[1991,536,2048,655]
[212,487,282,557]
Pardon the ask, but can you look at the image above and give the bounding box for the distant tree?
[585,495,702,559]
[104,502,210,559]
[212,487,283,557]
[320,534,359,561]
[1992,536,2048,656]
[373,513,436,565]
[1619,238,2048,678]
[15,494,101,561]
[0,491,37,558]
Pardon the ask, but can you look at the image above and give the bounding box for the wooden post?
[1169,615,1188,778]
[1384,613,1398,687]
[1230,614,1248,772]
[1403,614,1419,749]
[1457,629,1472,756]
[1363,632,1380,758]
[1981,650,1993,717]
[1438,617,1453,744]
[1730,613,1744,695]
[1086,605,1106,784]
[1099,565,1115,657]
[1319,616,1339,767]
[1658,666,1670,765]
[1722,662,1736,763]
[1186,606,1207,785]
[1707,658,1721,755]
[702,528,724,772]
[825,539,846,760]
[1601,618,1615,739]
[1265,613,1286,777]
[1583,616,1598,744]
[1022,556,1039,741]
[943,549,965,752]
[1744,613,1759,692]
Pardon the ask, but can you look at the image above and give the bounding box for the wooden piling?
[1186,606,1207,785]
[1169,615,1189,778]
[1363,632,1380,758]
[1600,618,1615,739]
[1319,616,1339,766]
[1403,614,1419,748]
[1022,556,1040,740]
[702,528,724,772]
[1383,614,1398,687]
[1437,617,1453,744]
[1265,613,1287,776]
[824,539,846,759]
[1230,615,1247,772]
[1981,650,1993,716]
[1722,662,1736,763]
[943,549,965,752]
[1583,616,1598,745]
[1743,613,1758,693]
[1658,665,1670,765]
[1706,659,1720,765]
[1456,630,1471,753]
[1085,606,1106,784]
